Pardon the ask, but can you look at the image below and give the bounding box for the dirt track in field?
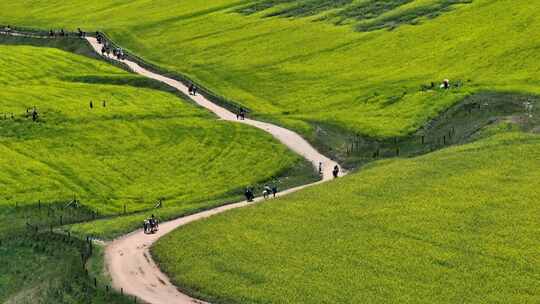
[86,36,342,304]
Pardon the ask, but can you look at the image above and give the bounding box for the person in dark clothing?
[442,79,450,89]
[239,107,246,120]
[31,108,38,122]
[245,187,251,202]
[332,165,339,178]
[192,85,198,96]
[89,101,93,109]
[271,185,278,198]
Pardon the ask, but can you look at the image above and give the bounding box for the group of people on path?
[242,162,339,203]
[100,45,125,60]
[320,162,341,178]
[244,184,278,202]
[236,107,246,120]
[188,84,198,96]
[94,32,127,60]
[143,214,159,234]
[112,47,126,60]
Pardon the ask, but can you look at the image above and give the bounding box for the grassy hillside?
[0,44,305,217]
[0,234,132,303]
[153,128,540,304]
[1,0,539,141]
[0,41,312,302]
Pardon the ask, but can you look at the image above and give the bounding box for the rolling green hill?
[1,0,539,142]
[154,127,540,304]
[0,43,310,234]
[0,40,311,302]
[1,1,539,303]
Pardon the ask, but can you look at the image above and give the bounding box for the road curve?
[85,37,342,304]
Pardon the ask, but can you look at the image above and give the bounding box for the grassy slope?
[0,234,132,303]
[0,42,308,302]
[0,44,300,213]
[154,129,540,304]
[0,0,539,139]
[0,43,316,238]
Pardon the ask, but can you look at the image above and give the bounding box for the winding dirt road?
[85,37,342,304]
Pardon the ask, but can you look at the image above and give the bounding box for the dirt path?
[85,37,342,304]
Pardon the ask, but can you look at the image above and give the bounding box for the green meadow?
[0,234,132,304]
[0,44,304,218]
[0,40,311,302]
[154,127,540,304]
[1,1,539,303]
[1,0,539,142]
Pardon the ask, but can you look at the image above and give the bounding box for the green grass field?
[0,38,320,241]
[1,0,539,144]
[0,233,133,304]
[153,126,540,304]
[0,39,314,302]
[1,1,539,303]
[0,43,307,218]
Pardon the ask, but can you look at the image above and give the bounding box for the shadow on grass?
[306,91,539,169]
[234,0,473,32]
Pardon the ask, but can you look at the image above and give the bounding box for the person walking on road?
[333,165,340,178]
[245,187,254,202]
[239,107,246,120]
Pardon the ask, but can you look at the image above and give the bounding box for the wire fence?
[2,223,140,303]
